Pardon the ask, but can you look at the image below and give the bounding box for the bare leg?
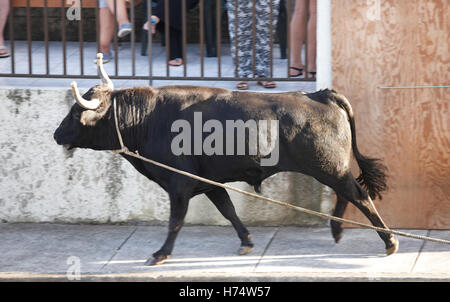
[99,8,115,55]
[0,0,9,55]
[289,0,307,76]
[306,0,317,74]
[105,0,130,26]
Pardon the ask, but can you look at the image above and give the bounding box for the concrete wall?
[0,88,333,226]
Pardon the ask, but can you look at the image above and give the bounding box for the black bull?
[54,84,399,265]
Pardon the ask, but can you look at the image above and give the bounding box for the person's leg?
[143,0,162,33]
[168,27,183,65]
[0,0,10,56]
[104,0,130,26]
[227,0,252,83]
[289,0,307,76]
[306,0,316,76]
[98,7,115,57]
[255,0,279,87]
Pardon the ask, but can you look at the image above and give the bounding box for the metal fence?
[1,0,314,84]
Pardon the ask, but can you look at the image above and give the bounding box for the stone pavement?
[0,223,448,281]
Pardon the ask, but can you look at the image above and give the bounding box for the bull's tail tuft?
[354,152,388,200]
[330,90,388,200]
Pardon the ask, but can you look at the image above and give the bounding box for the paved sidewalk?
[0,223,448,281]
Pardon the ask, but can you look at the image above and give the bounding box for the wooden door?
[331,0,449,228]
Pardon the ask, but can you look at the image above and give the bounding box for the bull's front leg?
[146,188,191,266]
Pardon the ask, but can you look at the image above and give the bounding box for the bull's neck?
[112,92,150,152]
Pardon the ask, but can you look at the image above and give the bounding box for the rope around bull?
[111,94,450,246]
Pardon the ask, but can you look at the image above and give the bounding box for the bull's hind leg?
[330,196,348,243]
[205,188,254,255]
[333,173,399,256]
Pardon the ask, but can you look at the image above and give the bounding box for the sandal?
[257,80,276,89]
[0,46,10,58]
[307,71,317,79]
[236,81,249,90]
[168,58,183,66]
[289,66,304,77]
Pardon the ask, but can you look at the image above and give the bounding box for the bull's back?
[155,86,353,177]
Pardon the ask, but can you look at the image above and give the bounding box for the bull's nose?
[53,129,61,144]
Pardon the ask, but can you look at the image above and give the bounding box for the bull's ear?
[80,110,103,126]
[79,95,110,126]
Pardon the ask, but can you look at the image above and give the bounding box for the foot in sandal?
[257,80,276,89]
[236,81,249,90]
[168,58,183,66]
[289,66,304,77]
[0,46,10,58]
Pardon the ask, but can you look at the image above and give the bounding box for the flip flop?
[168,58,183,66]
[236,81,249,90]
[307,71,317,79]
[289,66,304,77]
[0,46,10,58]
[257,80,276,89]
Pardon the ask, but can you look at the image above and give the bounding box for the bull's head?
[54,53,117,150]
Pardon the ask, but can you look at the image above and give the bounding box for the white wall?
[316,0,332,90]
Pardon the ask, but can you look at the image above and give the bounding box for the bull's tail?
[331,90,388,200]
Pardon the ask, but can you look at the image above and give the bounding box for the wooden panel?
[332,0,450,229]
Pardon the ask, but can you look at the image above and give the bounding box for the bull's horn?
[71,81,101,110]
[96,53,114,90]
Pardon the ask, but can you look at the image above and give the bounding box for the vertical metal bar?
[131,0,136,76]
[182,0,186,77]
[164,0,169,76]
[304,0,309,79]
[286,0,291,78]
[61,0,67,75]
[234,0,238,78]
[44,0,49,75]
[8,0,14,74]
[199,0,204,78]
[269,0,273,79]
[79,0,84,75]
[113,0,118,76]
[251,0,256,78]
[26,0,32,74]
[216,0,221,78]
[147,0,152,85]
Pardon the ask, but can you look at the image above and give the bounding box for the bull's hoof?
[238,245,253,255]
[145,254,170,266]
[386,237,399,256]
